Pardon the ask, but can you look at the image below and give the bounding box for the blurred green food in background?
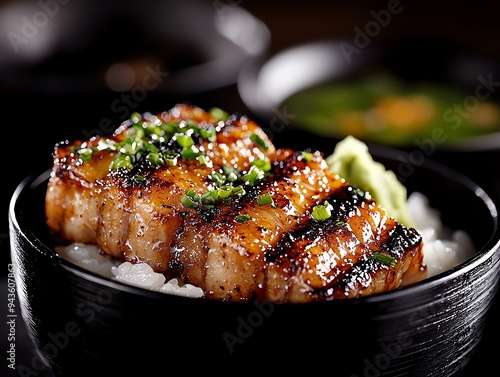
[284,73,500,147]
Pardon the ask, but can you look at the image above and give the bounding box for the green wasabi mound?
[325,135,414,228]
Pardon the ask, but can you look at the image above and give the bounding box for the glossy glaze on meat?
[45,104,425,302]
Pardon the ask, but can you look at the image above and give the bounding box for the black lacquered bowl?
[9,144,500,376]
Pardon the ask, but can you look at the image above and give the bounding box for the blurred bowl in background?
[239,36,500,151]
[0,0,270,96]
[237,36,500,198]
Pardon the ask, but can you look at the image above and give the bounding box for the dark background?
[2,0,499,375]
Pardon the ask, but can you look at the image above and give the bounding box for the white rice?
[55,191,476,297]
[55,243,205,298]
[407,192,476,276]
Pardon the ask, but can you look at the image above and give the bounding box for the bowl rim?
[9,151,500,305]
[237,37,500,152]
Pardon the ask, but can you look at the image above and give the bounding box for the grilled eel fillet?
[45,103,425,302]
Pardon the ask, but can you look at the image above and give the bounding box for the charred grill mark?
[267,195,422,299]
[322,224,422,296]
[262,183,399,300]
[382,224,422,258]
[265,184,367,265]
[314,257,390,299]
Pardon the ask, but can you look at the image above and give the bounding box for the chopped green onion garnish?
[80,110,278,213]
[257,193,274,206]
[164,151,178,166]
[252,158,272,172]
[217,186,233,199]
[209,107,229,121]
[76,148,94,162]
[210,171,226,186]
[200,126,217,143]
[132,124,145,141]
[185,119,198,130]
[236,214,251,223]
[231,186,246,196]
[369,252,397,268]
[197,155,208,165]
[181,190,201,209]
[163,122,180,134]
[202,190,219,204]
[301,151,313,162]
[242,165,264,186]
[250,133,269,151]
[147,152,162,166]
[311,204,332,221]
[110,154,133,170]
[175,134,194,148]
[130,112,142,124]
[222,165,240,182]
[180,146,200,159]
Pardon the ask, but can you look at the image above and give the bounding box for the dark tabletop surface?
[2,0,500,375]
